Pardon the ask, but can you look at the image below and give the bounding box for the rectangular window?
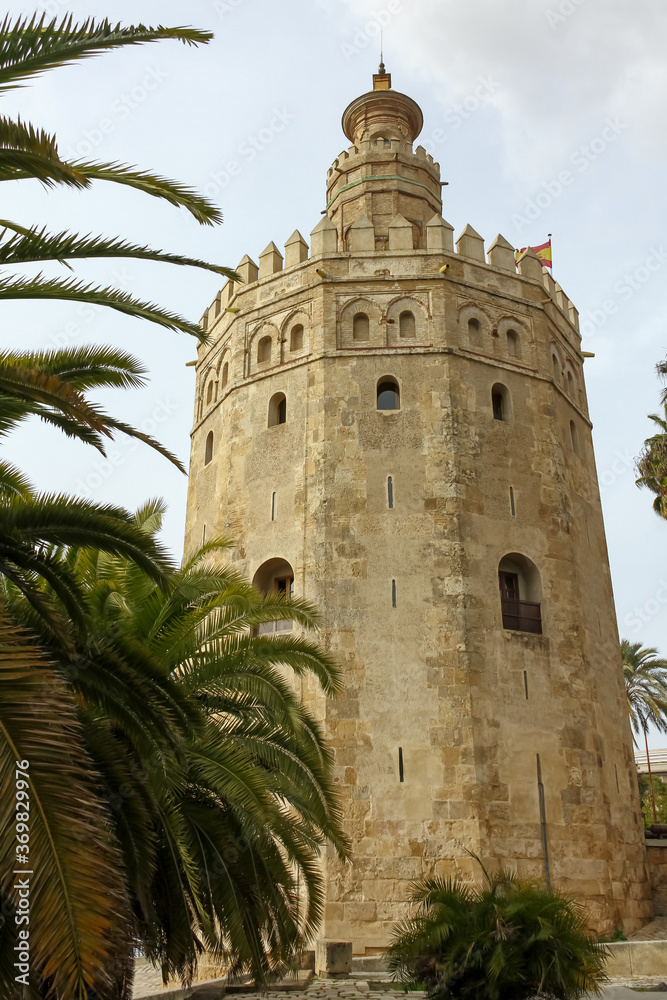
[524,670,529,699]
[202,524,206,545]
[392,579,397,607]
[271,492,277,521]
[510,487,516,516]
[388,476,394,509]
[499,571,519,601]
[398,747,404,782]
[275,576,294,599]
[499,571,542,634]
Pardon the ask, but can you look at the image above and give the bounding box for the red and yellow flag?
[515,238,552,269]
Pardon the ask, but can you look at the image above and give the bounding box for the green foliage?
[387,863,608,1000]
[622,639,667,742]
[638,773,667,826]
[2,500,349,996]
[0,12,238,339]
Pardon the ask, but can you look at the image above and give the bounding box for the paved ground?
[136,975,667,1000]
[629,917,667,941]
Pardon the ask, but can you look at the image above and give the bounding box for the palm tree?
[3,500,349,996]
[0,14,238,334]
[622,638,667,823]
[636,407,667,519]
[387,859,608,1000]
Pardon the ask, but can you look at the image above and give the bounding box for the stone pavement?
[135,973,667,1000]
[188,980,423,1000]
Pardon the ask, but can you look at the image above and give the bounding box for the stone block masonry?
[185,65,653,953]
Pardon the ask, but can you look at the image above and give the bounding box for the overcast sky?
[4,1,667,745]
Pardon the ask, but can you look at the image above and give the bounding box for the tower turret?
[327,66,442,249]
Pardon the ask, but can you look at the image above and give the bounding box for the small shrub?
[387,860,608,1000]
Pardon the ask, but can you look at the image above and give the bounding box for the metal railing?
[501,599,542,634]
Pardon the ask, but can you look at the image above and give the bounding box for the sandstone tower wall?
[184,70,652,952]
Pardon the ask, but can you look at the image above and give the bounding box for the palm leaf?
[0,223,239,278]
[0,114,86,187]
[0,273,207,338]
[0,607,133,999]
[0,15,212,92]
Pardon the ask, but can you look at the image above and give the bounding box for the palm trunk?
[644,725,658,824]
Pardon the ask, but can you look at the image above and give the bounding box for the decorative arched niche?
[459,305,490,351]
[250,323,280,375]
[386,295,429,346]
[252,557,294,634]
[498,553,542,634]
[339,298,383,348]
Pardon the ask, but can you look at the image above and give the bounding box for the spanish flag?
[515,238,552,269]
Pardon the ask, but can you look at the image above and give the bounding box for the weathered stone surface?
[315,940,353,977]
[184,69,652,954]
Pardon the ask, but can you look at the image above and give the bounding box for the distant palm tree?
[622,638,667,823]
[636,407,667,519]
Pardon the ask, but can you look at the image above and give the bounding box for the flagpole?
[548,233,552,271]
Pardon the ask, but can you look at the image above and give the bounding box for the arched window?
[570,419,580,455]
[399,310,416,338]
[552,353,560,380]
[567,370,574,396]
[491,383,511,422]
[377,377,400,411]
[257,335,272,364]
[468,317,480,346]
[252,558,294,634]
[506,329,519,358]
[353,312,369,341]
[290,323,304,352]
[268,392,287,427]
[498,554,542,634]
[221,362,229,389]
[204,431,213,465]
[206,381,214,404]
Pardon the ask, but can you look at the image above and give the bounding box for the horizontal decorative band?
[326,174,438,210]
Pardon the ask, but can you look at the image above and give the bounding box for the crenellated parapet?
[198,217,580,343]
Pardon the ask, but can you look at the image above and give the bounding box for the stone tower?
[184,66,652,951]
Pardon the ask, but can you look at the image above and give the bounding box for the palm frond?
[0,273,207,339]
[0,114,86,186]
[0,607,133,999]
[69,159,222,226]
[0,15,212,92]
[0,223,238,278]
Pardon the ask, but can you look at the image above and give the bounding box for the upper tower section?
[326,64,443,250]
